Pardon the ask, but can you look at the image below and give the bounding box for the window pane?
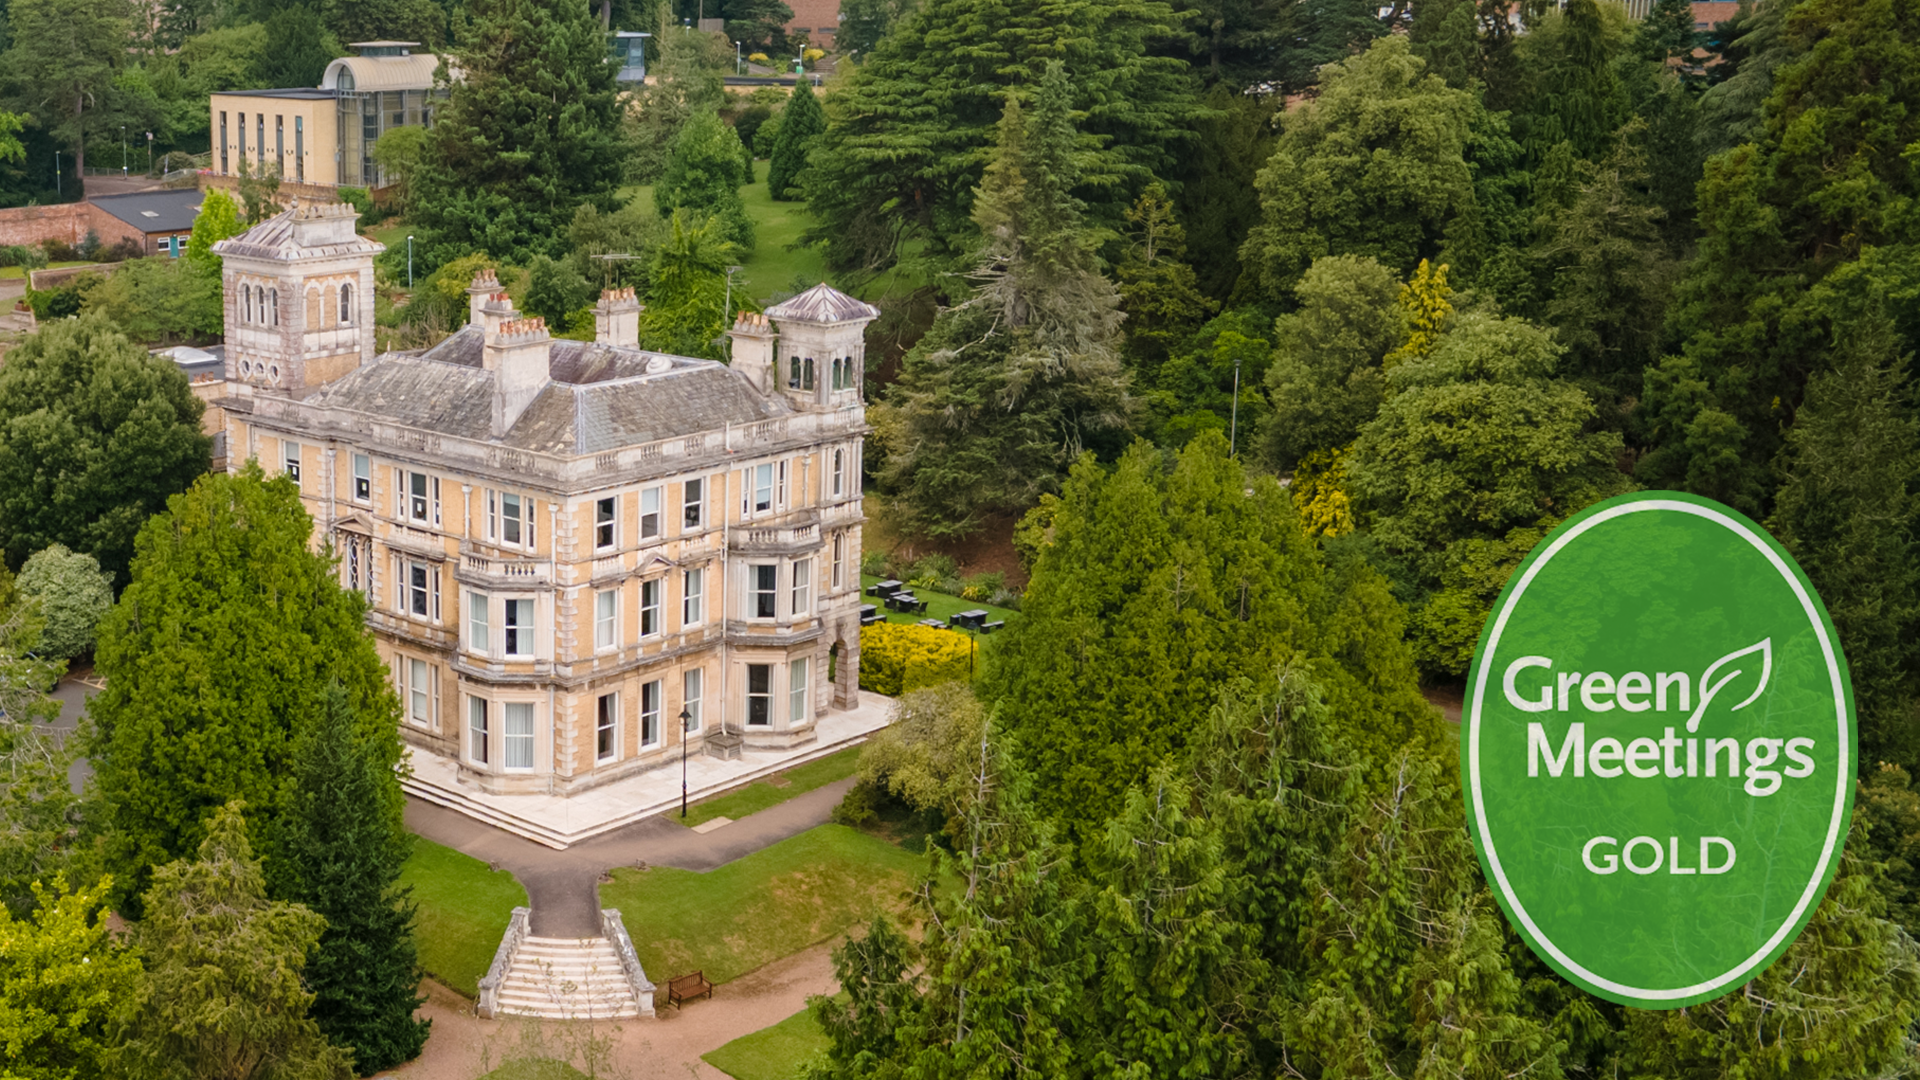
[468,592,488,651]
[790,658,807,723]
[409,564,428,616]
[595,497,615,549]
[641,680,661,745]
[641,487,660,538]
[684,668,702,731]
[353,453,371,500]
[792,559,810,615]
[597,693,616,760]
[505,599,532,656]
[469,697,488,764]
[753,464,772,512]
[501,493,521,544]
[683,569,703,625]
[409,659,428,723]
[641,579,660,636]
[596,590,615,649]
[504,703,534,769]
[684,478,703,527]
[754,565,776,618]
[410,472,428,520]
[747,664,770,726]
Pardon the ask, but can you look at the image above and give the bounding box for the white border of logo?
[1467,499,1851,1002]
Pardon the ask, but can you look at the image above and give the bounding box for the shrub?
[0,244,48,270]
[16,544,113,661]
[958,571,1005,601]
[858,622,974,696]
[860,549,890,577]
[831,778,881,826]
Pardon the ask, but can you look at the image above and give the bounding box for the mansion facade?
[211,201,873,795]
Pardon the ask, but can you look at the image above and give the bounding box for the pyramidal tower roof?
[763,282,880,325]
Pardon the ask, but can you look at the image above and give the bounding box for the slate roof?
[306,332,787,456]
[764,283,880,324]
[211,206,386,261]
[90,189,205,234]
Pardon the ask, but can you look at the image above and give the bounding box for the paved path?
[405,776,859,938]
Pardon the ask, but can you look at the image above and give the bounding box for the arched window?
[268,288,278,326]
[788,357,801,389]
[832,448,844,496]
[338,283,352,324]
[802,357,814,390]
[243,285,254,323]
[256,286,266,324]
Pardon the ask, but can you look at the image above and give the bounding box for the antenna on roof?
[590,251,643,290]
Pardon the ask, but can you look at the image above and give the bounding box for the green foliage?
[1634,0,1699,63]
[184,189,242,273]
[521,254,593,329]
[722,0,794,53]
[120,802,353,1080]
[14,544,110,662]
[322,0,444,47]
[765,78,823,201]
[982,434,1441,848]
[88,466,403,917]
[1116,183,1217,377]
[0,110,24,164]
[408,0,625,268]
[396,838,526,997]
[1345,312,1632,676]
[1240,36,1481,302]
[801,0,1198,276]
[176,23,269,96]
[565,200,667,292]
[1768,315,1920,771]
[0,875,142,1080]
[654,109,755,249]
[1857,764,1920,931]
[0,313,210,584]
[1,0,130,179]
[1512,0,1628,164]
[835,0,916,58]
[80,255,223,343]
[368,125,427,215]
[255,6,342,89]
[877,66,1131,537]
[1170,85,1276,300]
[856,623,974,697]
[403,252,497,333]
[281,684,428,1074]
[1411,0,1479,88]
[1257,253,1402,472]
[0,571,88,919]
[639,209,741,360]
[625,24,727,184]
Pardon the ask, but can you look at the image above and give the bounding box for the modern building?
[208,41,444,191]
[89,189,205,257]
[212,200,876,797]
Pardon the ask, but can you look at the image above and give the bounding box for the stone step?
[495,935,643,1021]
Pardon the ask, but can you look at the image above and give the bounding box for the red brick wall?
[785,0,840,45]
[0,202,148,254]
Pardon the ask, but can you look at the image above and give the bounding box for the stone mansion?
[211,201,873,796]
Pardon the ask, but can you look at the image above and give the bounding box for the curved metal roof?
[321,52,442,92]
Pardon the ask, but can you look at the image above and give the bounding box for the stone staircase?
[495,936,643,1020]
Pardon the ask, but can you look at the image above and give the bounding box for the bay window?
[504,702,534,769]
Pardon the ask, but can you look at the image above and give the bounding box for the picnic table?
[918,618,948,629]
[948,608,991,631]
[868,579,904,599]
[885,592,928,614]
[860,603,885,626]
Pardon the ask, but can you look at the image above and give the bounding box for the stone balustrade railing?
[476,905,531,1019]
[600,908,656,1017]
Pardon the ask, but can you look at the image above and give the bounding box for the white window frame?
[832,448,845,497]
[596,692,618,763]
[791,558,811,615]
[595,589,617,651]
[640,578,662,638]
[790,657,808,724]
[595,496,617,551]
[283,440,301,488]
[749,464,773,515]
[746,663,772,727]
[403,656,435,728]
[398,469,438,526]
[751,564,777,620]
[468,697,489,765]
[504,598,534,658]
[490,490,534,550]
[503,702,535,771]
[352,453,371,503]
[467,591,490,654]
[683,477,704,529]
[684,668,703,733]
[777,460,789,508]
[405,560,439,622]
[640,680,663,748]
[832,533,845,590]
[682,568,704,627]
[640,486,662,540]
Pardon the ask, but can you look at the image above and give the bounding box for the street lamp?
[53,151,59,197]
[146,131,153,174]
[120,125,127,176]
[406,235,414,288]
[679,707,694,818]
[735,39,742,75]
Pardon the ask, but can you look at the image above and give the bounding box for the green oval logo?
[1463,492,1855,1009]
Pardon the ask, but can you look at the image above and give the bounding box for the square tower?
[212,201,385,396]
[761,283,880,411]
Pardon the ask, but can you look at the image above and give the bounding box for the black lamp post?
[679,706,694,818]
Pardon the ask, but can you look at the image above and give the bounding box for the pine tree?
[877,63,1131,538]
[1634,0,1699,63]
[800,0,1199,275]
[1517,0,1627,164]
[1769,308,1920,771]
[1411,0,1479,88]
[653,109,754,249]
[407,0,624,268]
[122,802,353,1080]
[1116,183,1217,380]
[255,6,341,89]
[765,77,824,200]
[282,684,429,1074]
[88,466,404,916]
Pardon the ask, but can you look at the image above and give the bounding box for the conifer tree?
[765,77,823,200]
[121,802,353,1080]
[1257,253,1403,472]
[639,209,742,360]
[877,63,1131,538]
[1516,0,1626,164]
[1634,0,1698,63]
[1411,0,1479,88]
[282,684,429,1074]
[1769,307,1920,770]
[407,0,624,267]
[654,109,755,249]
[1116,183,1217,379]
[89,467,403,916]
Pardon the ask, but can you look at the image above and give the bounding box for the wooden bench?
[667,970,714,1008]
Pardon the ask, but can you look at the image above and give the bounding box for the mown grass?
[601,824,923,986]
[674,745,862,828]
[400,836,529,998]
[859,574,1020,629]
[0,260,93,280]
[703,1006,830,1080]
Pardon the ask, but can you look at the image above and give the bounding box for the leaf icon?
[1686,638,1772,733]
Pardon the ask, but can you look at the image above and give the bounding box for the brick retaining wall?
[0,202,149,254]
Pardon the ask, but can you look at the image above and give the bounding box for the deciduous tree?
[14,544,111,662]
[1256,254,1402,472]
[0,0,130,193]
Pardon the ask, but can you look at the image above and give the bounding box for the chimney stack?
[726,311,775,392]
[483,315,552,437]
[467,268,501,328]
[481,291,515,337]
[594,286,642,348]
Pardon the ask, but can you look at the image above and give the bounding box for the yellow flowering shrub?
[859,622,974,696]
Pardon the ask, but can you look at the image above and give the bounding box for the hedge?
[859,622,974,696]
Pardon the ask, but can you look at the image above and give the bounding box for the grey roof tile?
[764,282,880,324]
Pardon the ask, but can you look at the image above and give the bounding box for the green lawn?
[601,824,923,986]
[734,179,829,303]
[0,260,91,280]
[703,1006,830,1080]
[860,574,1020,629]
[401,836,529,998]
[368,222,410,253]
[675,745,861,828]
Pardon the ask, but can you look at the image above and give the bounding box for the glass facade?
[337,86,442,186]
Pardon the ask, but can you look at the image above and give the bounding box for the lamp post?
[53,151,59,197]
[120,125,127,176]
[146,132,153,174]
[679,707,694,818]
[406,235,414,288]
[735,39,742,74]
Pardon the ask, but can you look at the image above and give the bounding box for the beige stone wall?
[209,95,339,186]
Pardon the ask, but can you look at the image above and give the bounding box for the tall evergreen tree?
[88,467,403,916]
[653,109,754,248]
[1169,84,1275,301]
[1411,0,1479,88]
[1513,0,1627,164]
[801,0,1197,276]
[255,6,341,90]
[1769,305,1920,770]
[0,0,129,194]
[283,684,428,1074]
[407,0,624,267]
[121,802,353,1080]
[765,77,823,201]
[877,64,1131,537]
[1634,0,1698,63]
[323,0,443,46]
